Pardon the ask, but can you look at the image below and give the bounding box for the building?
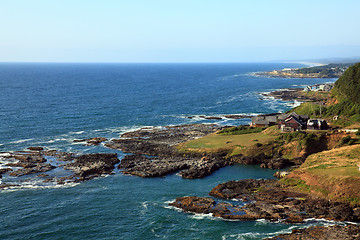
[278,112,308,132]
[303,83,333,92]
[307,119,328,130]
[251,115,278,127]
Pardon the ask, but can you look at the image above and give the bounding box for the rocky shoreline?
[170,179,360,223]
[264,224,360,240]
[105,124,235,179]
[0,149,119,188]
[2,123,359,239]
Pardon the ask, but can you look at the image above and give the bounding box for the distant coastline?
[255,62,353,78]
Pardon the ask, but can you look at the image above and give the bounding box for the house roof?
[251,115,277,125]
[284,115,304,126]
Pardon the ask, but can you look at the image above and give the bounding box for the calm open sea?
[0,63,336,239]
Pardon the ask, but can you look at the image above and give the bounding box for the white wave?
[163,204,183,212]
[69,131,85,135]
[190,212,215,220]
[54,138,68,142]
[141,201,148,209]
[10,138,34,144]
[0,181,80,192]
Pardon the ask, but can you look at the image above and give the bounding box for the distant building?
[307,119,328,130]
[303,86,311,92]
[303,83,333,92]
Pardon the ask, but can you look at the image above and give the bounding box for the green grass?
[309,166,360,177]
[177,131,276,153]
[217,126,266,135]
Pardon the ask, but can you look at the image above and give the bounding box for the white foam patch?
[69,131,85,135]
[0,181,80,192]
[141,201,148,209]
[10,138,34,144]
[190,212,215,220]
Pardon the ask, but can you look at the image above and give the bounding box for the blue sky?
[1,0,360,62]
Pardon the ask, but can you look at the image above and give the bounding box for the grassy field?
[284,144,360,204]
[177,130,277,154]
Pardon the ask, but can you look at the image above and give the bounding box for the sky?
[1,0,360,63]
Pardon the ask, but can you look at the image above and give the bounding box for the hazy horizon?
[1,0,360,63]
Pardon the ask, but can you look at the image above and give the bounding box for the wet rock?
[105,124,220,157]
[173,179,360,223]
[0,168,12,175]
[224,115,253,119]
[169,196,246,220]
[42,150,75,161]
[64,153,119,180]
[9,163,56,177]
[0,183,21,189]
[118,154,229,179]
[27,147,44,151]
[264,224,360,240]
[204,116,222,120]
[209,179,279,200]
[179,160,230,179]
[5,152,46,163]
[231,154,294,170]
[73,137,108,146]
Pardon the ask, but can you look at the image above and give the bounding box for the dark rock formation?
[64,153,119,180]
[27,147,44,151]
[224,115,253,119]
[118,154,230,179]
[231,154,300,169]
[42,150,75,161]
[4,152,47,163]
[105,124,220,157]
[0,150,119,188]
[9,163,55,177]
[264,224,360,240]
[0,168,12,175]
[169,196,246,220]
[170,179,360,223]
[73,137,108,146]
[106,124,229,179]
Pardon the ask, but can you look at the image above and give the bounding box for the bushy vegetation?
[339,136,358,146]
[332,62,360,104]
[326,100,360,116]
[217,126,266,135]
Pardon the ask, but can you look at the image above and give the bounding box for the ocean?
[0,63,337,239]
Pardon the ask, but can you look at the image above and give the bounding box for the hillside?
[289,62,360,126]
[282,145,360,205]
[332,62,360,104]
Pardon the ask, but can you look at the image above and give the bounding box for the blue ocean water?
[0,63,336,239]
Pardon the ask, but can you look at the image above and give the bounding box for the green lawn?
[178,132,276,153]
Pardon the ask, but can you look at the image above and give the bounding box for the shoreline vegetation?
[1,63,360,239]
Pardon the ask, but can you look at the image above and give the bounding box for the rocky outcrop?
[106,124,230,179]
[73,137,108,146]
[230,154,303,170]
[9,163,55,177]
[27,147,44,151]
[118,154,230,179]
[0,150,120,188]
[170,179,360,223]
[105,124,220,157]
[64,153,119,180]
[264,225,360,240]
[169,196,246,220]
